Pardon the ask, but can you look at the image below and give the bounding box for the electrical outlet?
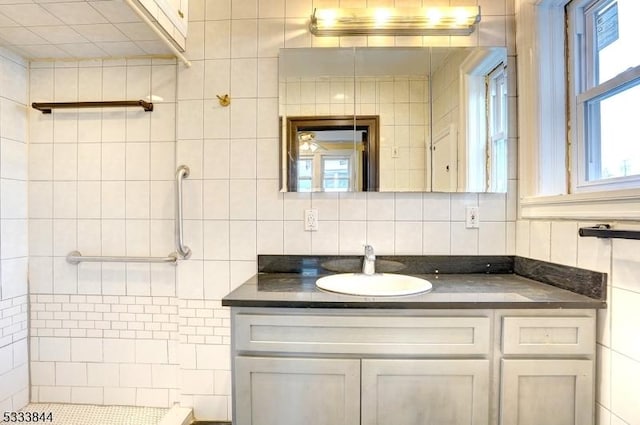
[465,207,479,229]
[304,209,318,231]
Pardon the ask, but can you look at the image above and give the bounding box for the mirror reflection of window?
[487,64,508,193]
[296,158,313,191]
[322,157,351,191]
[458,47,508,192]
[297,150,357,192]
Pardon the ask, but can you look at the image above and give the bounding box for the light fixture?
[298,131,326,152]
[309,7,481,37]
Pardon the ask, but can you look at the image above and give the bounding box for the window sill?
[520,189,640,220]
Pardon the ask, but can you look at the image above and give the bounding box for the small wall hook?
[216,94,231,107]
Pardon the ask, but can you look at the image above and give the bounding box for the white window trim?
[517,0,640,220]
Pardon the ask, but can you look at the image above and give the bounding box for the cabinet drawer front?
[502,316,594,355]
[235,313,490,355]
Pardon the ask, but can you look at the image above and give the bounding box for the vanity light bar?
[309,7,481,37]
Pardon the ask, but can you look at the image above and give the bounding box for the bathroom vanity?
[223,256,606,425]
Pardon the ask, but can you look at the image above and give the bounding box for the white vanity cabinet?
[230,308,596,425]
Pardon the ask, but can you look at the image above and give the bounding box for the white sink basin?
[315,273,432,297]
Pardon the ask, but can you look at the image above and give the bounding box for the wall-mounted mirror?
[279,46,508,193]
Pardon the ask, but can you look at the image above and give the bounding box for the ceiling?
[0,0,173,60]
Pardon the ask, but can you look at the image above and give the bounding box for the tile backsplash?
[516,220,640,425]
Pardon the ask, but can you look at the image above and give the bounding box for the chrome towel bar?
[67,251,178,265]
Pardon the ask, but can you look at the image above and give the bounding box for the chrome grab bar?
[175,164,192,259]
[66,165,192,265]
[67,251,178,265]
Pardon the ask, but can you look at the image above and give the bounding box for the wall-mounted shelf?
[578,224,640,240]
[32,100,153,114]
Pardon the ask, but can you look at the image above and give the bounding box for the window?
[568,0,640,191]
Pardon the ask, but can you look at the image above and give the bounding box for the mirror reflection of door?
[285,116,379,192]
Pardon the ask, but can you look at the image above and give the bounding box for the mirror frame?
[284,115,380,192]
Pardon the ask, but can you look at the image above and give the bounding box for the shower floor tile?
[21,403,169,425]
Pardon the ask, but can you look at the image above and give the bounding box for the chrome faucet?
[362,244,376,275]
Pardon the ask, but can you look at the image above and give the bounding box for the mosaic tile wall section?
[30,295,179,406]
[0,46,29,412]
[30,295,179,339]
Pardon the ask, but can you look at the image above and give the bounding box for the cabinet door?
[361,359,490,425]
[500,359,593,425]
[234,356,360,425]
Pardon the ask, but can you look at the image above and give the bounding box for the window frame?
[569,0,640,192]
[518,0,640,220]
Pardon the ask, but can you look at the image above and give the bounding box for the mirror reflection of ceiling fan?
[298,131,327,152]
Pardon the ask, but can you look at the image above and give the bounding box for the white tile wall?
[171,0,515,419]
[516,220,640,425]
[0,47,29,412]
[25,0,516,421]
[164,0,516,419]
[28,58,180,408]
[16,0,640,424]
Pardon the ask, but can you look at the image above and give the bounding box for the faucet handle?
[363,244,374,256]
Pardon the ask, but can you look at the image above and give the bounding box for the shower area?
[0,44,233,423]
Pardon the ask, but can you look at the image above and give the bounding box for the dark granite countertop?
[222,256,607,310]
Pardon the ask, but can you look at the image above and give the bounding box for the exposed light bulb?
[374,8,392,26]
[454,7,472,25]
[426,8,443,25]
[317,9,337,27]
